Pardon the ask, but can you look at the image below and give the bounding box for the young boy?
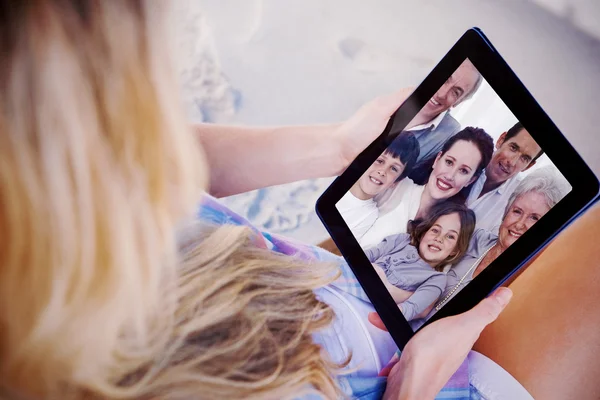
[336,132,420,241]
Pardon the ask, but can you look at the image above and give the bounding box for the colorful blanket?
[198,194,478,399]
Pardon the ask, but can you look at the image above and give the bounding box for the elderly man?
[467,122,543,233]
[390,59,483,184]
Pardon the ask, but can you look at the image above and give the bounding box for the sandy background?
[175,1,600,243]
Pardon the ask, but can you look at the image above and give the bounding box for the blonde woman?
[5,2,597,400]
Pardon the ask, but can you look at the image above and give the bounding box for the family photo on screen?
[336,60,571,329]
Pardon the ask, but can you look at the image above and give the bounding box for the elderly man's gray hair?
[458,60,483,103]
[504,166,572,218]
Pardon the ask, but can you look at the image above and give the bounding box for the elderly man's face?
[420,60,480,122]
[498,191,551,250]
[486,129,541,186]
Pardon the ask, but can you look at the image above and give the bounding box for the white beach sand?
[179,1,600,243]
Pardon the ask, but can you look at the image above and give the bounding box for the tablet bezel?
[316,27,600,350]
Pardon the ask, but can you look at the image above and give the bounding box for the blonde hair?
[0,1,342,399]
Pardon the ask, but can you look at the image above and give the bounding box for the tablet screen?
[335,59,572,330]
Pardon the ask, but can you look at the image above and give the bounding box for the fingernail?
[495,287,513,307]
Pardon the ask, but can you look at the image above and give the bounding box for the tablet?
[316,28,600,349]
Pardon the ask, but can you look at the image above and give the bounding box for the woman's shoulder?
[397,177,424,198]
[374,178,420,216]
[198,194,254,228]
[473,228,498,245]
[467,229,498,256]
[402,178,425,204]
[197,194,329,262]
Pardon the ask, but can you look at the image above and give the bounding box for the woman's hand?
[369,287,513,400]
[196,88,412,197]
[335,88,414,172]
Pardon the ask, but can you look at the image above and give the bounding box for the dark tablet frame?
[316,27,600,350]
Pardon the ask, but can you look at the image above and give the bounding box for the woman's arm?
[195,89,412,197]
[473,203,600,399]
[195,123,341,197]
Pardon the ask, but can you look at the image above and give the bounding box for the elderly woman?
[437,166,571,308]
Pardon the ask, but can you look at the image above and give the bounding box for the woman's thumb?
[373,87,414,116]
[462,287,513,330]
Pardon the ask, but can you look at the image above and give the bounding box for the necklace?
[435,244,496,311]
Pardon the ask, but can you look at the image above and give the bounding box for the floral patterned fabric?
[197,193,482,399]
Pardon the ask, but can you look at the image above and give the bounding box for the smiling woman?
[438,166,571,309]
[498,191,550,248]
[425,131,486,205]
[359,127,493,248]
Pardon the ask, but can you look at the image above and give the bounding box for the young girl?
[365,202,476,321]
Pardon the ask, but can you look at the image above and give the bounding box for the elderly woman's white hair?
[504,166,572,217]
